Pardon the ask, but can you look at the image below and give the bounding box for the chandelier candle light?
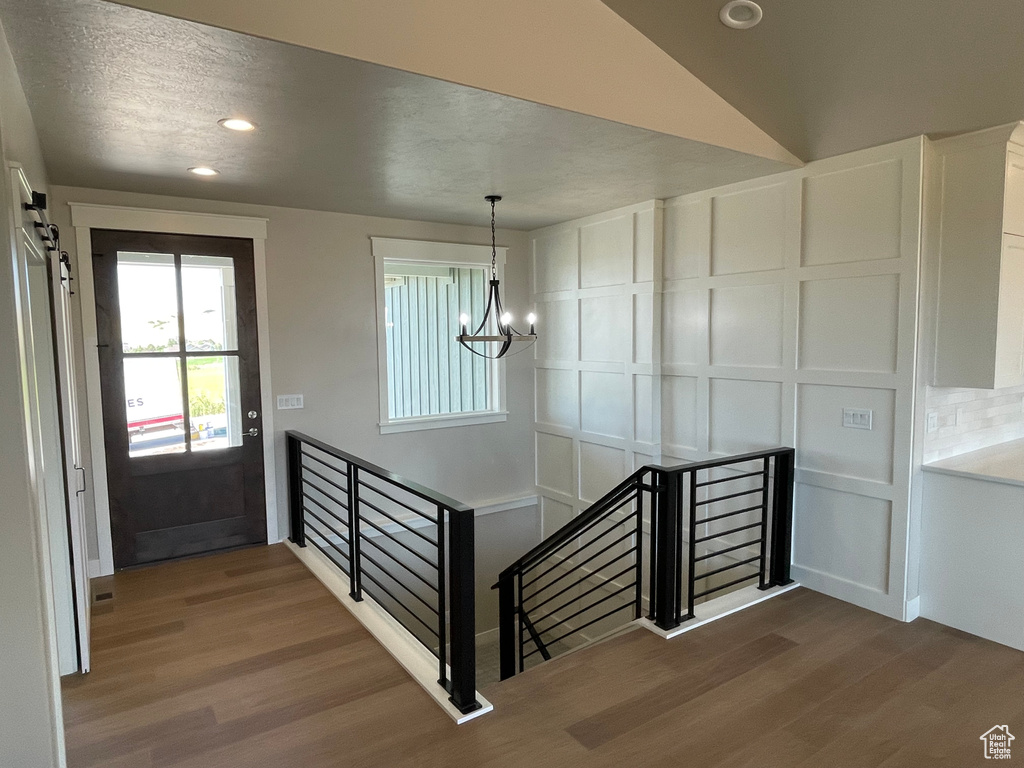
[455,195,538,359]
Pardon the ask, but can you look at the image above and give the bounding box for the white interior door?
[52,239,91,673]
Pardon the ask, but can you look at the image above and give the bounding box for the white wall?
[529,201,662,535]
[531,138,925,622]
[0,19,66,768]
[47,186,540,571]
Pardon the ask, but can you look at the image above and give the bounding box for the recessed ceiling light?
[188,166,219,177]
[720,0,763,29]
[218,117,256,132]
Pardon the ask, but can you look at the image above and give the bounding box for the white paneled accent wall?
[531,202,662,535]
[662,139,923,620]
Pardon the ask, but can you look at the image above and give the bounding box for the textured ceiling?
[0,0,795,230]
[602,0,1024,160]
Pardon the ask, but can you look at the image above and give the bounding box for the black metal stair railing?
[285,430,480,715]
[494,447,795,680]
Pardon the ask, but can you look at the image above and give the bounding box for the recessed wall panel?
[533,229,578,293]
[580,295,630,363]
[536,432,573,496]
[664,199,706,280]
[634,208,655,283]
[797,384,896,483]
[710,283,784,368]
[709,378,782,454]
[634,293,653,364]
[663,375,698,450]
[634,375,654,444]
[536,367,578,429]
[662,289,705,366]
[581,215,632,289]
[793,484,891,593]
[580,371,630,439]
[799,275,899,373]
[535,299,577,362]
[541,497,575,539]
[579,441,627,503]
[802,160,903,266]
[711,184,786,275]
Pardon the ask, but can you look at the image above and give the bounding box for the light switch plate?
[842,407,873,430]
[277,394,304,410]
[926,412,939,433]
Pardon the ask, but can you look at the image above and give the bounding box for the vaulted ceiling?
[602,0,1024,160]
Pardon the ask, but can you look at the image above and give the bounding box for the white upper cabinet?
[932,123,1024,389]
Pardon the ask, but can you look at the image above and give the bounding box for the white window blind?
[383,264,491,420]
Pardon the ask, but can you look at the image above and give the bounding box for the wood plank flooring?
[63,544,1024,768]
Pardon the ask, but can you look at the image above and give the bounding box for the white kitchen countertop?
[923,438,1024,487]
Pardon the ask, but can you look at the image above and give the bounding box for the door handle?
[75,465,87,495]
[245,427,259,438]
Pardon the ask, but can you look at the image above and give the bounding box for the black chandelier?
[455,195,537,359]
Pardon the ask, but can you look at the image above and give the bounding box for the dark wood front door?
[93,230,266,568]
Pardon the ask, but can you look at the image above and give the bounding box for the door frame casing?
[70,204,277,576]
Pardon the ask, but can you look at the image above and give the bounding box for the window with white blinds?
[383,263,490,419]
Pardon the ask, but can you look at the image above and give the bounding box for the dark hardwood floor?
[62,544,1024,767]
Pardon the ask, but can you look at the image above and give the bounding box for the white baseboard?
[904,596,921,622]
[285,540,492,724]
[476,626,500,646]
[87,559,101,579]
[639,582,801,640]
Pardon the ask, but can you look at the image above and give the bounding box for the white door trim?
[69,203,276,576]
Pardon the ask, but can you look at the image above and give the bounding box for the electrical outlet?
[842,407,873,430]
[277,394,304,410]
[927,411,938,433]
[956,407,965,426]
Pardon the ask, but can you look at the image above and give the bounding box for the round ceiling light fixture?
[218,117,256,132]
[720,0,763,29]
[187,166,220,177]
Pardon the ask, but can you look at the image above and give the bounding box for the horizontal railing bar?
[692,572,760,600]
[695,486,765,507]
[358,516,437,568]
[648,447,792,476]
[499,470,647,578]
[694,469,765,488]
[359,532,439,593]
[305,539,351,577]
[697,555,760,581]
[524,528,634,606]
[694,538,762,562]
[303,507,350,545]
[521,509,638,591]
[300,463,349,497]
[698,503,765,526]
[302,484,348,516]
[358,480,438,523]
[694,521,762,544]
[356,545,439,614]
[359,573,441,642]
[290,431,471,513]
[357,494,438,546]
[304,526,351,575]
[300,449,348,475]
[302,492,349,530]
[523,599,635,658]
[532,581,636,640]
[529,563,637,634]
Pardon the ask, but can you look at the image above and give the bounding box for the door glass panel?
[124,357,186,457]
[116,253,179,353]
[181,255,238,352]
[188,355,242,451]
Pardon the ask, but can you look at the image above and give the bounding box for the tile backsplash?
[924,385,1024,463]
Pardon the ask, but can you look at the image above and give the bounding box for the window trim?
[371,237,508,434]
